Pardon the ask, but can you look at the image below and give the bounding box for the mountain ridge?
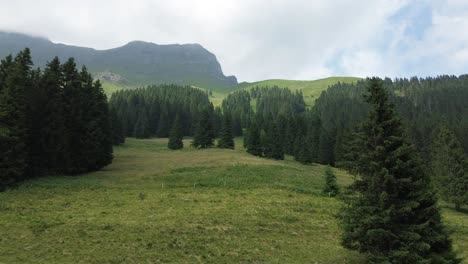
[0,31,237,91]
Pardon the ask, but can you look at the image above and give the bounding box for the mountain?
[0,31,237,91]
[237,77,361,106]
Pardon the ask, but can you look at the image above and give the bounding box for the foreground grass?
[0,138,466,263]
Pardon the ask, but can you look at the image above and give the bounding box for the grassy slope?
[0,138,466,263]
[238,77,361,106]
[100,77,361,106]
[101,81,127,98]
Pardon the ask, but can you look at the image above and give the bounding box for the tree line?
[314,76,468,166]
[0,49,113,189]
[108,85,235,150]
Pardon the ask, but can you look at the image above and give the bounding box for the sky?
[1,0,467,82]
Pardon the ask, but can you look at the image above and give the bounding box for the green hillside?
[101,81,128,98]
[238,77,361,106]
[98,74,361,105]
[0,138,466,263]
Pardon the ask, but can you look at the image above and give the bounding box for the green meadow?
[238,77,361,106]
[102,77,361,107]
[1,138,465,263]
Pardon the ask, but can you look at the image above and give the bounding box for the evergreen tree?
[294,135,310,163]
[192,108,214,148]
[339,126,365,173]
[62,58,86,174]
[262,121,284,160]
[307,115,321,163]
[0,55,13,94]
[431,126,467,211]
[87,79,113,170]
[147,100,160,135]
[80,67,101,171]
[133,108,151,139]
[217,113,235,149]
[340,78,459,263]
[0,49,32,187]
[318,128,335,165]
[156,105,170,137]
[168,114,184,150]
[322,166,339,197]
[24,67,45,176]
[40,57,67,174]
[246,118,262,156]
[110,106,125,145]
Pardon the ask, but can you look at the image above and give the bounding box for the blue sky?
[0,0,467,81]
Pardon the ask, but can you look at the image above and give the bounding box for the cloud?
[0,0,466,81]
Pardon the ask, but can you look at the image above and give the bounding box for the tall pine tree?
[110,106,125,145]
[431,125,467,211]
[156,105,170,138]
[168,114,184,150]
[217,113,235,149]
[29,57,66,175]
[192,108,214,148]
[133,108,151,139]
[340,78,459,263]
[246,117,262,156]
[263,122,284,160]
[62,58,86,174]
[86,79,113,170]
[0,49,32,187]
[322,166,339,197]
[318,127,335,166]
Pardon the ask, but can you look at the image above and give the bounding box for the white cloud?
[0,0,466,81]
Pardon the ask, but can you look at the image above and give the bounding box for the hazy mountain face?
[0,31,238,91]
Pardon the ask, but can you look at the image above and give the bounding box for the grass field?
[101,77,362,107]
[1,138,465,263]
[238,77,361,106]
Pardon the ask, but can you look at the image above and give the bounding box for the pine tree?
[168,114,184,150]
[0,49,32,187]
[217,114,235,149]
[431,126,467,211]
[133,108,151,139]
[318,128,335,165]
[110,106,125,145]
[88,79,113,170]
[322,166,339,197]
[62,58,86,174]
[34,57,67,174]
[80,66,101,171]
[156,105,169,138]
[147,100,160,135]
[262,122,284,160]
[24,67,44,176]
[294,135,310,163]
[0,55,13,94]
[246,117,262,156]
[307,115,321,163]
[340,78,459,263]
[192,108,214,148]
[339,126,365,174]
